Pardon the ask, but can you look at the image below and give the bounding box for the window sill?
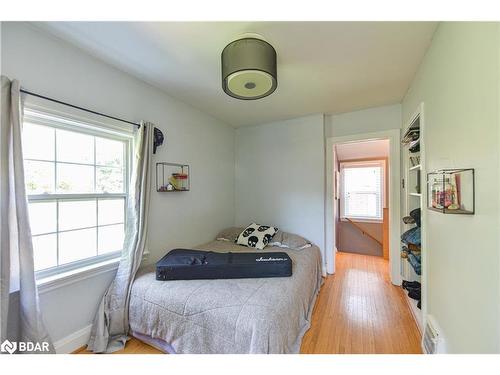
[36,251,150,295]
[341,217,383,224]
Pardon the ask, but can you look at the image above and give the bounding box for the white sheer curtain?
[0,76,55,353]
[87,121,153,353]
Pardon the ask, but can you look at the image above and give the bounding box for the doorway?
[336,140,389,258]
[325,129,401,285]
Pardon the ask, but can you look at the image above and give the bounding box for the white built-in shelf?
[409,164,421,171]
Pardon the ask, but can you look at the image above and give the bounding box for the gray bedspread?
[129,240,323,354]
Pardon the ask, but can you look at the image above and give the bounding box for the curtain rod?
[20,88,141,128]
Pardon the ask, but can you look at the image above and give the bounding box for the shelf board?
[157,189,190,192]
[409,164,421,171]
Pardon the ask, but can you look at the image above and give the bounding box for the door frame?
[325,129,401,285]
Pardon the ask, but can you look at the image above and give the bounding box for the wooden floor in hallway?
[300,251,422,354]
[76,251,421,354]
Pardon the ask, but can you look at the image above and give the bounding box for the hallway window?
[340,160,384,222]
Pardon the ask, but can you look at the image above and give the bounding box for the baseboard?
[54,324,92,354]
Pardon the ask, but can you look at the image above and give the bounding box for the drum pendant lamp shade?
[221,37,277,100]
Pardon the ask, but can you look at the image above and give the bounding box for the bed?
[128,239,323,354]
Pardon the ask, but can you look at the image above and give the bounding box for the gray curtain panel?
[0,76,55,353]
[87,121,153,353]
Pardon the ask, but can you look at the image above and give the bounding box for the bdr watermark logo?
[1,340,17,354]
[1,339,50,354]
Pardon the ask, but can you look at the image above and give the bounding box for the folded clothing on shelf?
[402,280,421,308]
[407,243,421,253]
[401,226,421,247]
[402,280,421,290]
[407,285,421,300]
[402,208,421,228]
[407,252,421,275]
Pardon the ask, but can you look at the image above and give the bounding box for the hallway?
[300,252,422,354]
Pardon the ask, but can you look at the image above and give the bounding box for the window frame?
[339,160,385,223]
[23,108,133,280]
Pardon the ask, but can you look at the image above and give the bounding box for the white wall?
[402,22,500,353]
[1,22,235,347]
[235,114,326,268]
[325,104,401,138]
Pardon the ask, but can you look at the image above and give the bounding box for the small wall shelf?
[156,162,190,192]
[427,168,474,214]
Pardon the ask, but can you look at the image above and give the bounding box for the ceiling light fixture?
[221,34,277,100]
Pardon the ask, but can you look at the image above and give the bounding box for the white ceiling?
[34,22,437,127]
[336,139,390,161]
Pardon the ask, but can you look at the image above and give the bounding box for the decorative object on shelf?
[221,34,277,100]
[402,118,420,145]
[409,139,420,153]
[427,168,474,214]
[409,156,420,167]
[156,162,190,192]
[153,127,164,154]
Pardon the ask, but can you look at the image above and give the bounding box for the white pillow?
[268,230,312,250]
[236,223,279,250]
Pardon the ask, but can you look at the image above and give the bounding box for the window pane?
[59,228,97,265]
[98,199,124,225]
[57,163,95,193]
[56,129,94,164]
[343,165,382,219]
[29,201,57,235]
[96,138,123,168]
[344,167,381,192]
[98,224,124,255]
[32,234,58,271]
[23,123,55,161]
[24,160,55,194]
[346,193,379,218]
[59,200,96,231]
[96,167,124,193]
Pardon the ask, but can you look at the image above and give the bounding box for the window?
[340,160,384,222]
[22,109,132,277]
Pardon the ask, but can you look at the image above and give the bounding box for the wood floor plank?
[76,251,421,354]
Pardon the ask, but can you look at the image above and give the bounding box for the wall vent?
[422,315,446,354]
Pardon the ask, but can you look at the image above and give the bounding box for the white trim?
[325,129,401,282]
[37,251,149,294]
[340,217,383,224]
[54,324,92,354]
[23,99,136,137]
[339,159,385,221]
[37,257,120,294]
[24,108,133,277]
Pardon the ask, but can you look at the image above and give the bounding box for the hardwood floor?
[74,337,163,354]
[76,251,421,354]
[300,252,421,354]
